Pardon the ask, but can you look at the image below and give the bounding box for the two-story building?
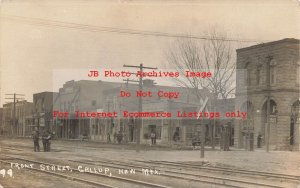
[32,92,58,133]
[235,38,300,150]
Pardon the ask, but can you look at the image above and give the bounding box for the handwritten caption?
[9,162,161,177]
[0,168,13,178]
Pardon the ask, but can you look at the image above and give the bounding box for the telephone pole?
[197,97,208,158]
[123,64,157,152]
[5,93,25,136]
[266,56,272,152]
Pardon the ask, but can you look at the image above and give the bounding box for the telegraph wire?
[0,14,266,43]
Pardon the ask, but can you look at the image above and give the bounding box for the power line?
[1,14,265,43]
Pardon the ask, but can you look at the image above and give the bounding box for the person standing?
[32,130,40,152]
[113,132,117,143]
[46,131,52,152]
[173,131,179,142]
[42,131,52,152]
[107,133,111,143]
[150,131,156,146]
[257,133,262,148]
[42,131,48,152]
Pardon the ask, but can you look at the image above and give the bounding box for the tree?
[166,28,236,100]
[165,28,237,149]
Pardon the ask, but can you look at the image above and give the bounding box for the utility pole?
[200,123,205,158]
[5,93,25,136]
[197,97,208,158]
[211,100,216,150]
[123,64,157,152]
[266,56,272,152]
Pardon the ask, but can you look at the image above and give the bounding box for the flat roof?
[236,38,299,52]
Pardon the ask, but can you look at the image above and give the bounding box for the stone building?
[0,108,3,135]
[235,38,300,150]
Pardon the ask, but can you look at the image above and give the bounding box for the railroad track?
[135,160,300,182]
[68,158,295,188]
[1,144,299,187]
[0,155,170,188]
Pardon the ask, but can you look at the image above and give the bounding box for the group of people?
[107,132,128,144]
[32,130,52,152]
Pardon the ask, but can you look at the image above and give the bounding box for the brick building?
[53,80,121,139]
[235,38,300,150]
[33,92,58,133]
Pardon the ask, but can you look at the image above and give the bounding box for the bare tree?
[166,28,236,101]
[166,28,237,150]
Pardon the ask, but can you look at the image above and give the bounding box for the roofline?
[33,91,58,95]
[236,38,299,52]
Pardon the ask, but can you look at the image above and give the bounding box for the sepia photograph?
[0,0,299,187]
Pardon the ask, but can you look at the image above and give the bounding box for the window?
[244,62,250,87]
[71,102,75,112]
[60,102,63,111]
[297,61,300,85]
[270,59,277,85]
[42,98,45,111]
[92,100,96,106]
[75,99,79,110]
[113,96,117,110]
[247,69,251,86]
[272,105,277,114]
[256,68,261,85]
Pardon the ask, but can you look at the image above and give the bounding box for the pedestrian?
[123,133,127,144]
[173,131,179,142]
[257,133,262,148]
[150,131,156,145]
[113,132,117,143]
[42,131,48,152]
[32,130,40,152]
[42,131,52,152]
[107,133,111,143]
[117,132,122,144]
[46,131,52,152]
[82,130,88,141]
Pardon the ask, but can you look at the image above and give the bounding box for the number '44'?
[0,169,13,177]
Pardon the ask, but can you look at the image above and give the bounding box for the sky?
[0,0,299,105]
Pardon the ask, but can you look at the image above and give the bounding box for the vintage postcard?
[0,0,299,187]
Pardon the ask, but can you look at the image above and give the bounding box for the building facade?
[2,100,34,137]
[33,92,58,133]
[235,38,300,150]
[53,80,121,139]
[0,108,3,135]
